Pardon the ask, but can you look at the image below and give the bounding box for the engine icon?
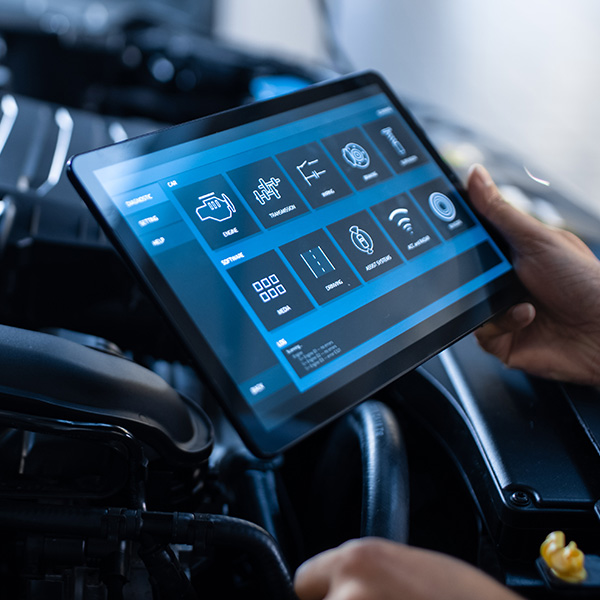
[349,225,374,254]
[428,192,456,222]
[195,192,236,222]
[388,208,414,235]
[342,142,370,169]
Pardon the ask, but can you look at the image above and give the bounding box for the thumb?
[467,164,547,247]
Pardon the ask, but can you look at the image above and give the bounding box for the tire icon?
[428,192,456,222]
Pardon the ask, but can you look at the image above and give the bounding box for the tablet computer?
[68,71,522,456]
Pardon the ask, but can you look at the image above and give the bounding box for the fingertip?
[510,302,535,326]
[468,164,545,246]
[467,163,501,212]
[467,163,494,188]
[294,554,331,600]
[293,558,313,589]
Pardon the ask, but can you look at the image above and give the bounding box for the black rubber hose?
[339,400,410,542]
[0,503,297,600]
[308,400,409,549]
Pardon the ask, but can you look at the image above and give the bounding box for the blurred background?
[217,0,600,219]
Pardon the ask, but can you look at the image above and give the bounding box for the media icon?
[253,177,281,205]
[342,142,370,169]
[195,192,236,222]
[300,246,336,279]
[252,274,287,303]
[296,158,326,186]
[349,225,374,254]
[228,250,314,330]
[428,192,457,222]
[388,207,414,235]
[380,127,406,156]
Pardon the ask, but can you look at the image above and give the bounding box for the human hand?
[468,164,600,385]
[294,538,522,600]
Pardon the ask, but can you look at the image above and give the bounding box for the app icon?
[322,128,391,190]
[227,250,313,331]
[428,192,457,222]
[349,225,374,254]
[280,230,361,305]
[195,192,236,222]
[296,158,326,186]
[252,274,287,303]
[228,158,308,228]
[342,142,370,169]
[388,207,414,235]
[409,179,474,240]
[363,116,426,174]
[371,194,441,260]
[172,175,260,250]
[300,246,336,278]
[277,142,351,208]
[327,211,401,281]
[380,126,406,156]
[253,177,281,205]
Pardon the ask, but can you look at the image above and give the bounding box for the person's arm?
[469,164,600,385]
[294,538,523,600]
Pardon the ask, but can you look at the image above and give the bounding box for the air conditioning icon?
[388,208,414,235]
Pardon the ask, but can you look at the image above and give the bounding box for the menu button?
[250,382,266,396]
[138,214,159,228]
[126,193,152,208]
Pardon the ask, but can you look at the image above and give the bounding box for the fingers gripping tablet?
[68,71,522,456]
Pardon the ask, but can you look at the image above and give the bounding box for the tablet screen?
[68,72,522,455]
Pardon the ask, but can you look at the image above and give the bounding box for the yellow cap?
[540,531,587,584]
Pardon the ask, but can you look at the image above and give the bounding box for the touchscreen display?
[69,72,521,455]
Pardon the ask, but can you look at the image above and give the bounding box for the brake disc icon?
[342,142,370,169]
[349,225,374,255]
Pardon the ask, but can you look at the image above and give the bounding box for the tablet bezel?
[68,71,523,456]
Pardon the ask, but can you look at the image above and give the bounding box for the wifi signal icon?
[388,208,414,235]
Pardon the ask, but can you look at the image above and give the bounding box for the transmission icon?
[342,142,370,169]
[349,225,374,254]
[253,177,281,205]
[388,208,414,235]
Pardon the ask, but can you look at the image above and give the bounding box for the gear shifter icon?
[195,192,236,222]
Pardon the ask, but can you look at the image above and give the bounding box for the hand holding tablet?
[68,71,522,455]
